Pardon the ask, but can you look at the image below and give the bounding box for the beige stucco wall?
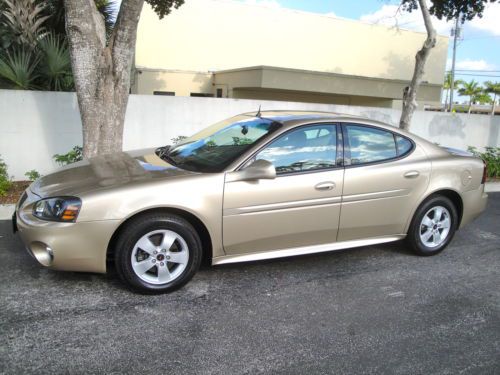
[232,88,395,108]
[132,69,213,96]
[135,0,448,84]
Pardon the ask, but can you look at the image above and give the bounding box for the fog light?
[29,242,54,267]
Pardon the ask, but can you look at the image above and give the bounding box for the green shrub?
[468,146,500,178]
[0,156,12,196]
[53,146,83,166]
[25,169,41,181]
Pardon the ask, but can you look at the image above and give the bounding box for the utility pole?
[448,15,460,112]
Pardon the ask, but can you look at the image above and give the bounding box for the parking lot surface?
[0,194,499,374]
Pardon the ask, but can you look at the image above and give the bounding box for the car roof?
[239,110,447,157]
[241,110,364,125]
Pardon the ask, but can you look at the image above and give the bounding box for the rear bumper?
[15,208,119,274]
[459,185,488,229]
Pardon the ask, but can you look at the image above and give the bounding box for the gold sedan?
[14,111,488,293]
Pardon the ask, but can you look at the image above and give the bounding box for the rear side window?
[396,135,412,156]
[345,125,397,165]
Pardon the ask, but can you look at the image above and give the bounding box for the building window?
[216,88,223,98]
[153,91,175,96]
[190,93,214,97]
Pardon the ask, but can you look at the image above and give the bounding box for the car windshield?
[162,115,282,172]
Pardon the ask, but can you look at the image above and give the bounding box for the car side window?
[345,124,398,165]
[255,125,337,174]
[395,135,412,156]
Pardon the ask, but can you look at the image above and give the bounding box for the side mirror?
[226,159,276,182]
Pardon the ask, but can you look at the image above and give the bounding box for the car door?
[223,124,344,255]
[338,123,431,242]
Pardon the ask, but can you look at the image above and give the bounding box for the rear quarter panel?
[404,153,486,231]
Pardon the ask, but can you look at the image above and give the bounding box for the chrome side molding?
[212,235,406,265]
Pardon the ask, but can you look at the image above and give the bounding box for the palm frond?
[1,0,50,47]
[37,33,73,91]
[0,48,40,89]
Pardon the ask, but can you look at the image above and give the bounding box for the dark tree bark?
[64,0,144,158]
[399,0,436,131]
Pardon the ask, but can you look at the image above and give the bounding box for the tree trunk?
[492,93,497,116]
[64,0,144,158]
[399,0,437,131]
[468,96,472,114]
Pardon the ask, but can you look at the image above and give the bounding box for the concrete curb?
[485,182,500,193]
[0,204,15,220]
[1,182,499,220]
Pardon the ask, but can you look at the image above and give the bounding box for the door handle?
[404,171,420,178]
[315,181,336,191]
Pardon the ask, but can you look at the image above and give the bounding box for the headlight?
[33,197,82,222]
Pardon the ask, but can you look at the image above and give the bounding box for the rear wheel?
[407,195,458,256]
[115,214,202,294]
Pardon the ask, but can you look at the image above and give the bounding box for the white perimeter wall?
[1,89,499,180]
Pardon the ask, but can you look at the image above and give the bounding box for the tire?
[406,195,458,256]
[114,213,202,294]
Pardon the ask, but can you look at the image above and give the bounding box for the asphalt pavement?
[0,194,499,375]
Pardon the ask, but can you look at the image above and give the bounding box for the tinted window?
[255,125,337,174]
[396,135,412,156]
[345,125,397,165]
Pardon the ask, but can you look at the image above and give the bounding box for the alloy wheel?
[131,229,189,284]
[419,206,451,248]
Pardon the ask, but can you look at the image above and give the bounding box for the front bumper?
[14,190,119,274]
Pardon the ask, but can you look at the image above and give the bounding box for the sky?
[238,0,500,102]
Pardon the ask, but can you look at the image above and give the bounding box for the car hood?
[31,148,199,198]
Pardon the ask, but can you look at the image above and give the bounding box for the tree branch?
[399,0,437,130]
[111,0,145,75]
[64,0,107,94]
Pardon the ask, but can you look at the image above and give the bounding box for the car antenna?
[256,105,262,118]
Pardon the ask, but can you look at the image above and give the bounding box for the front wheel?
[407,195,458,256]
[114,214,202,294]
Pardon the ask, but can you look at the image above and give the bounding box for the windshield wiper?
[155,146,177,166]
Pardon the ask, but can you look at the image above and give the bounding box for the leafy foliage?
[457,80,484,112]
[146,0,185,19]
[468,146,500,178]
[1,0,50,48]
[0,155,12,197]
[53,146,83,166]
[484,81,500,112]
[484,81,500,98]
[402,0,498,22]
[38,33,73,91]
[0,0,116,91]
[0,48,40,89]
[474,92,493,105]
[24,169,41,181]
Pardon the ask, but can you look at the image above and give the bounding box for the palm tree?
[458,80,483,114]
[0,0,50,48]
[442,72,464,112]
[0,0,116,91]
[484,81,500,115]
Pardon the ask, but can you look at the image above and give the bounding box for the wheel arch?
[406,188,464,232]
[106,207,213,269]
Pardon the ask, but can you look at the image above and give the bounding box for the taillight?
[481,160,487,184]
